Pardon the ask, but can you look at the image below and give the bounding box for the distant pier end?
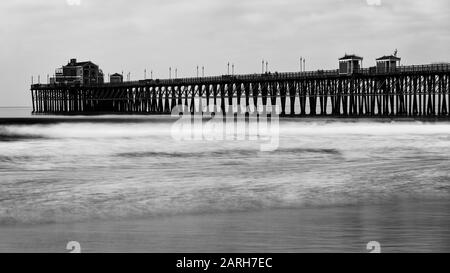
[30,55,450,117]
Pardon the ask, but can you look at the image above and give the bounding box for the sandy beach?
[1,199,449,253]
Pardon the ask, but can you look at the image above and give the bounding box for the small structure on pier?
[110,73,123,83]
[339,54,363,75]
[376,55,401,73]
[51,58,104,85]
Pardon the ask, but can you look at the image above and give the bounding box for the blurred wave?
[0,119,449,225]
[0,128,46,141]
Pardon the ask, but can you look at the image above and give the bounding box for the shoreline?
[1,115,450,125]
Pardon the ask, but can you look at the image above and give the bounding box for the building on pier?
[376,55,401,73]
[110,73,123,83]
[51,58,104,85]
[339,54,363,75]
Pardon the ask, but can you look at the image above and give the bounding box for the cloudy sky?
[0,0,448,106]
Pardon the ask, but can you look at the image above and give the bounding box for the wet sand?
[1,199,449,253]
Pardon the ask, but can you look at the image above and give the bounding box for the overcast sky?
[0,0,448,106]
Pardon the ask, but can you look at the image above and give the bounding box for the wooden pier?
[30,64,450,117]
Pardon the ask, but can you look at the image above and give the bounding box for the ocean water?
[0,107,32,118]
[0,108,449,252]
